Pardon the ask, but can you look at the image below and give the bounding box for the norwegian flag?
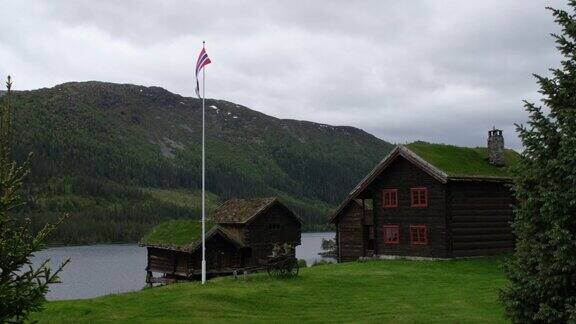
[195,46,212,98]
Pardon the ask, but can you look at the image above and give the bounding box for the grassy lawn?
[32,257,508,323]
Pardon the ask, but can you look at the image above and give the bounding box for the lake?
[31,232,335,300]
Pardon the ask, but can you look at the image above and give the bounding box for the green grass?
[140,219,215,248]
[143,188,220,212]
[23,177,222,245]
[407,142,520,178]
[32,257,509,323]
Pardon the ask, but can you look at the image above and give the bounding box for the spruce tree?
[0,76,69,323]
[501,2,576,322]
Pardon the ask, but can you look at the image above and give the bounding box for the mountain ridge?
[28,81,380,135]
[7,81,394,244]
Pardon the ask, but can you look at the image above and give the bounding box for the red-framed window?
[383,225,400,244]
[382,189,398,208]
[410,225,428,245]
[410,187,428,208]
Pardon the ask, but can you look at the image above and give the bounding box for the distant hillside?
[8,81,394,244]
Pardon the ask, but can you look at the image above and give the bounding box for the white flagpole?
[201,41,207,285]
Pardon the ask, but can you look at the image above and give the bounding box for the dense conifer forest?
[9,82,394,244]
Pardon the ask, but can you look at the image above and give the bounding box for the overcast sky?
[0,1,569,150]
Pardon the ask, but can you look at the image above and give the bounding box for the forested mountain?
[8,81,393,244]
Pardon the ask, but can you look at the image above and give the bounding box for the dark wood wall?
[333,156,515,261]
[219,223,245,244]
[447,181,514,257]
[369,157,449,258]
[147,202,302,277]
[334,156,450,261]
[335,201,364,262]
[240,203,302,265]
[147,233,243,277]
[147,247,192,277]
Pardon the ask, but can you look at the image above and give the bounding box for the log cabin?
[330,129,519,261]
[141,197,302,283]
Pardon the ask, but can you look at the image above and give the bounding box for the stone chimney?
[488,127,505,166]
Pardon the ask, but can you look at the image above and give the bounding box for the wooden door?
[364,225,375,256]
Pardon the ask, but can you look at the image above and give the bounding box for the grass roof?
[406,142,520,178]
[140,219,215,249]
[210,197,277,223]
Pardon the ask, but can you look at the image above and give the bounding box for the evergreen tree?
[0,76,68,323]
[501,3,576,322]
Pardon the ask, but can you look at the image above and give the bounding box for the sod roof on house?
[140,219,212,248]
[405,142,520,178]
[329,142,521,223]
[140,219,215,251]
[141,197,301,250]
[209,197,279,224]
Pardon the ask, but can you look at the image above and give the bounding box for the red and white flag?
[195,46,212,98]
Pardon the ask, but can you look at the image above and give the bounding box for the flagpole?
[201,40,207,285]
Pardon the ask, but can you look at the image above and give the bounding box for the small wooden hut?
[141,197,302,283]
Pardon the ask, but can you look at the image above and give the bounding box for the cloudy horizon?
[0,1,569,150]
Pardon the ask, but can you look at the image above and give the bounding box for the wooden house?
[141,197,302,283]
[330,129,519,261]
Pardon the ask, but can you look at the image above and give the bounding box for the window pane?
[383,190,398,207]
[411,188,427,207]
[410,226,427,244]
[384,226,399,243]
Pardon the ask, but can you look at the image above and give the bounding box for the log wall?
[335,201,364,262]
[147,247,193,277]
[241,203,302,265]
[447,181,514,257]
[146,233,244,277]
[370,157,449,258]
[147,201,302,278]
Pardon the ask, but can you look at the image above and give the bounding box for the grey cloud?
[0,0,570,151]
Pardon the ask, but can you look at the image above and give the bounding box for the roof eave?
[447,176,513,183]
[398,145,449,183]
[139,242,191,253]
[242,198,279,224]
[329,145,448,223]
[243,198,305,225]
[184,226,246,252]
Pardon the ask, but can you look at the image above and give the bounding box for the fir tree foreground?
[501,2,576,322]
[0,76,68,323]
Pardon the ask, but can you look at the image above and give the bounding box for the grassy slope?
[28,182,221,245]
[10,82,394,239]
[33,257,508,323]
[143,188,219,212]
[407,142,520,178]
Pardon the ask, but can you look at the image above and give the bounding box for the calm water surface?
[32,232,335,300]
